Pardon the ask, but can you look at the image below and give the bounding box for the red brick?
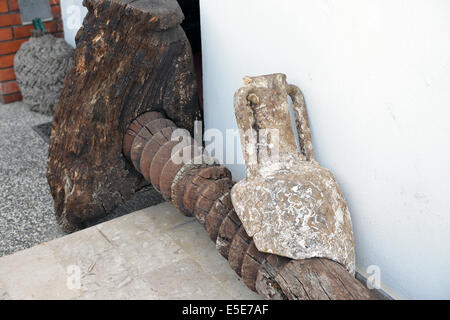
[13,20,58,38]
[0,38,25,54]
[50,0,60,5]
[0,13,21,27]
[44,21,56,33]
[0,54,14,68]
[0,80,19,94]
[51,5,61,18]
[0,0,8,13]
[8,0,19,11]
[0,92,22,103]
[0,27,12,40]
[0,67,15,81]
[12,24,33,38]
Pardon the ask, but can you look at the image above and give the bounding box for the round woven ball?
[14,34,74,115]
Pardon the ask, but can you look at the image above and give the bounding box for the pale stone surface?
[0,280,11,300]
[97,214,189,274]
[0,202,260,300]
[167,219,261,300]
[140,258,233,300]
[0,243,80,299]
[231,74,355,274]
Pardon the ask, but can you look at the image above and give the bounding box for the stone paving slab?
[0,202,261,300]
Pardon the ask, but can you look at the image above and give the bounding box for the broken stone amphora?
[231,73,355,274]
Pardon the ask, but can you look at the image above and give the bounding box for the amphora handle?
[234,86,259,177]
[287,84,315,162]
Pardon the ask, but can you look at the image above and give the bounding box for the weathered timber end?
[47,0,200,232]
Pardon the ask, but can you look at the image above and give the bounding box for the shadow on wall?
[177,0,203,109]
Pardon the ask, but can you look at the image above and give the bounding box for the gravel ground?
[0,101,64,257]
[0,101,164,257]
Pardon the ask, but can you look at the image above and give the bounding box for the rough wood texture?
[241,241,267,292]
[228,225,252,277]
[193,178,234,225]
[131,119,176,173]
[231,74,355,273]
[130,127,154,173]
[275,258,376,300]
[205,192,233,242]
[140,127,177,182]
[183,166,232,215]
[46,0,200,231]
[171,165,207,217]
[122,111,164,160]
[159,144,202,201]
[149,138,188,192]
[216,209,242,259]
[149,140,179,191]
[255,254,290,300]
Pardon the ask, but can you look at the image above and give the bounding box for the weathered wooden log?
[160,155,185,201]
[149,140,181,192]
[241,241,267,292]
[193,177,234,225]
[149,136,192,192]
[183,166,232,215]
[171,164,211,217]
[205,192,234,242]
[216,209,242,259]
[140,127,177,182]
[159,144,202,201]
[131,119,177,173]
[255,254,290,300]
[275,258,376,300]
[122,111,164,160]
[228,225,252,277]
[47,0,200,231]
[130,127,154,174]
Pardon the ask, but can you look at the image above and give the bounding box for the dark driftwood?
[159,144,198,201]
[205,192,233,242]
[255,255,376,300]
[241,241,267,292]
[131,119,176,173]
[171,166,205,217]
[183,166,231,215]
[228,225,252,277]
[149,140,182,192]
[255,254,290,300]
[47,0,200,231]
[122,111,164,160]
[194,178,234,225]
[275,258,376,300]
[216,209,242,259]
[140,127,177,182]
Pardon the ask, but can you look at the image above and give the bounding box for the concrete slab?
[0,202,261,300]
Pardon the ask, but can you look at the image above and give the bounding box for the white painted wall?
[60,0,88,47]
[201,0,450,299]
